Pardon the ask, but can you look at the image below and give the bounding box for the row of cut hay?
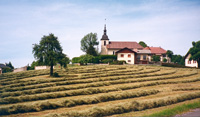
[0,69,192,98]
[172,87,200,91]
[79,68,160,79]
[0,69,177,93]
[0,74,78,86]
[80,67,144,77]
[0,68,161,89]
[0,67,144,87]
[1,77,199,104]
[0,69,50,81]
[0,90,159,115]
[48,92,200,117]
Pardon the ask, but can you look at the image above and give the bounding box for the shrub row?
[49,92,200,117]
[0,90,159,115]
[1,77,199,104]
[172,87,200,91]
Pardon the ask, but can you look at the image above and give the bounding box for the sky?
[0,0,200,68]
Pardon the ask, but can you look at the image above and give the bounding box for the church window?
[104,41,106,46]
[121,54,124,57]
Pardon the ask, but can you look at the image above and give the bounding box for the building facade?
[185,53,198,68]
[100,25,169,64]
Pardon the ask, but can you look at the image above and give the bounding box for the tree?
[189,41,200,68]
[139,41,147,48]
[166,50,173,59]
[81,33,99,56]
[163,58,167,63]
[58,53,70,69]
[32,33,64,76]
[5,62,14,70]
[152,55,160,62]
[78,54,94,65]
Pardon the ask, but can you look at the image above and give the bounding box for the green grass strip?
[147,100,200,117]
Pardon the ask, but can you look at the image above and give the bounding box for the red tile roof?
[107,41,144,49]
[144,47,167,54]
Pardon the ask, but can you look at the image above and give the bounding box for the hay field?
[0,65,200,117]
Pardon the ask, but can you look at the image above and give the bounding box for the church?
[100,25,169,64]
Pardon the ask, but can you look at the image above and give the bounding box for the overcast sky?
[0,0,200,68]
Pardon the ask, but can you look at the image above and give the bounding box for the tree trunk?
[50,62,53,76]
[198,59,200,68]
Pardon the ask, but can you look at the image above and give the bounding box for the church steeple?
[101,24,109,40]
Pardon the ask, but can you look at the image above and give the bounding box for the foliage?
[72,57,80,64]
[166,50,173,59]
[171,55,185,65]
[102,59,113,63]
[98,55,117,60]
[81,33,99,56]
[78,54,95,65]
[189,40,200,68]
[110,60,126,65]
[32,33,64,76]
[53,72,60,77]
[139,41,147,47]
[152,55,160,62]
[5,62,14,70]
[2,67,12,73]
[58,53,70,69]
[161,63,187,68]
[163,58,167,63]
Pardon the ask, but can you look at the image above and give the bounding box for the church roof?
[106,41,144,49]
[144,47,167,55]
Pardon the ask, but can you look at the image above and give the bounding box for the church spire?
[101,24,109,40]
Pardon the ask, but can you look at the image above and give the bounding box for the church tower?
[100,24,109,55]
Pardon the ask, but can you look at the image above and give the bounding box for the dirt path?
[174,108,200,117]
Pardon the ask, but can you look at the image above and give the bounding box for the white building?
[185,53,198,68]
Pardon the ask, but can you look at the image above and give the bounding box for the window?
[113,51,115,55]
[121,54,124,57]
[143,55,146,60]
[128,54,131,58]
[188,61,191,64]
[128,60,131,62]
[137,55,140,60]
[104,41,106,46]
[194,61,196,63]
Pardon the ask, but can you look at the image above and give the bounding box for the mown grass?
[147,100,200,117]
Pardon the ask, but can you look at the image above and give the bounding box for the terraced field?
[0,65,200,117]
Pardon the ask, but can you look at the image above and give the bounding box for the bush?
[102,59,114,63]
[72,57,80,64]
[161,63,189,68]
[98,55,117,60]
[163,58,167,63]
[110,60,126,65]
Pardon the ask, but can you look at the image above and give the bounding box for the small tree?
[81,33,99,56]
[139,41,147,48]
[58,53,70,69]
[189,41,200,68]
[32,33,64,76]
[152,55,160,62]
[78,54,94,65]
[166,50,173,59]
[5,62,14,70]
